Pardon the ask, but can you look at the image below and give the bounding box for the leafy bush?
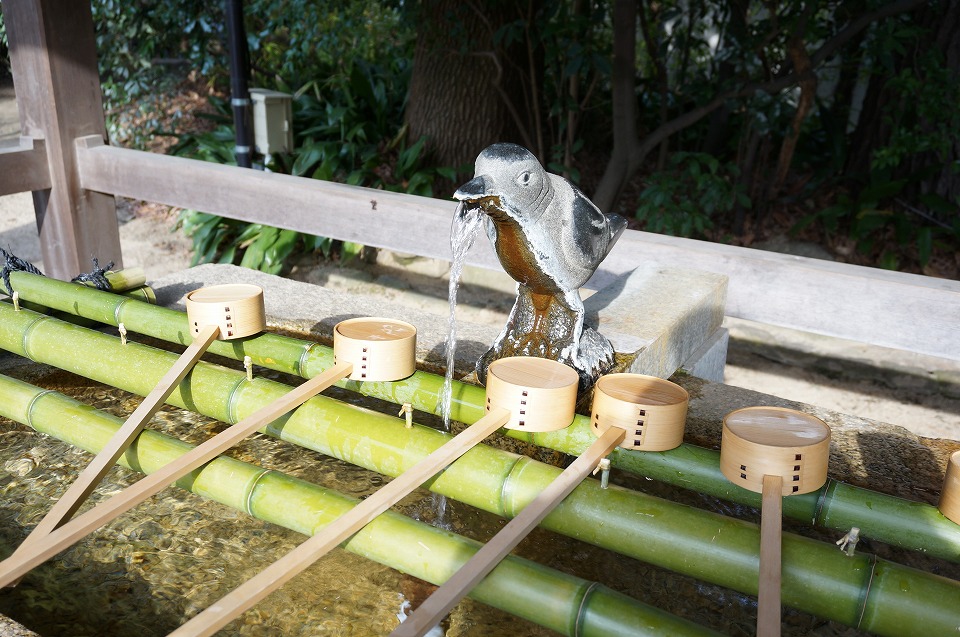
[793,172,959,270]
[90,0,226,147]
[634,152,750,238]
[173,56,454,273]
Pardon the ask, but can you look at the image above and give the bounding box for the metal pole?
[225,0,252,168]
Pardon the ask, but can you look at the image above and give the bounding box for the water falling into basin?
[432,203,484,530]
[438,203,484,429]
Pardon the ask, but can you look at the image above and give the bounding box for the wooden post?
[3,0,123,279]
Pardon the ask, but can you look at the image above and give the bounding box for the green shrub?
[634,152,750,238]
[173,56,454,273]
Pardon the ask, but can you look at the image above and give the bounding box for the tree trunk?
[405,0,537,173]
[591,0,639,213]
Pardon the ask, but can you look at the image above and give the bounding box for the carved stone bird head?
[454,143,626,295]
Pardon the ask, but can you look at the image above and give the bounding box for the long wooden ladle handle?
[391,425,626,637]
[0,361,354,588]
[13,325,220,549]
[758,474,783,637]
[167,406,512,637]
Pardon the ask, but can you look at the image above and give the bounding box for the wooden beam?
[599,232,960,361]
[4,0,122,279]
[75,140,960,360]
[75,137,461,260]
[0,137,50,195]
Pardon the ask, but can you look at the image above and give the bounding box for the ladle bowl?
[333,317,417,381]
[720,406,831,496]
[185,283,266,340]
[484,357,579,431]
[590,373,688,451]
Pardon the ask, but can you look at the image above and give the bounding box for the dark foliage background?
[0,0,957,277]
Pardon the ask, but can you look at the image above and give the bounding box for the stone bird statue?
[454,142,627,389]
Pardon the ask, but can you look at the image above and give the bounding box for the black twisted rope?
[0,248,44,296]
[71,257,115,291]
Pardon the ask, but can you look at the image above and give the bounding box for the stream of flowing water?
[438,203,484,429]
[432,204,484,529]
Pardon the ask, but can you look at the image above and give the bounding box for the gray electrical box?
[249,88,294,155]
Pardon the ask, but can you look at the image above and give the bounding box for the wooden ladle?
[0,314,413,588]
[391,372,690,637]
[719,406,831,637]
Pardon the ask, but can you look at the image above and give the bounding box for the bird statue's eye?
[516,171,532,186]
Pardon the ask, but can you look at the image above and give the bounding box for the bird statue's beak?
[454,174,507,219]
[454,175,489,201]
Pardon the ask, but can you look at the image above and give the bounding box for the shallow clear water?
[0,367,936,636]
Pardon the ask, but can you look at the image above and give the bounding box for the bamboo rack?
[5,283,263,579]
[6,271,959,564]
[0,373,722,637]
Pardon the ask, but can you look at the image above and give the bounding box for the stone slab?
[680,327,729,383]
[584,264,728,379]
[153,263,728,381]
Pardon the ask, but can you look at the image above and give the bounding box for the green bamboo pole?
[0,303,958,635]
[7,270,960,565]
[100,267,146,291]
[0,375,718,637]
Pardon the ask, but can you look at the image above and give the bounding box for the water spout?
[454,143,627,391]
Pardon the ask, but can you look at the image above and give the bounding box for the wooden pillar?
[4,0,123,279]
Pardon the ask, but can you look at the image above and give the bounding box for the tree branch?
[592,0,928,213]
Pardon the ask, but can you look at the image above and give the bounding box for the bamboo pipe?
[0,305,958,635]
[0,374,722,637]
[8,271,960,564]
[99,266,147,291]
